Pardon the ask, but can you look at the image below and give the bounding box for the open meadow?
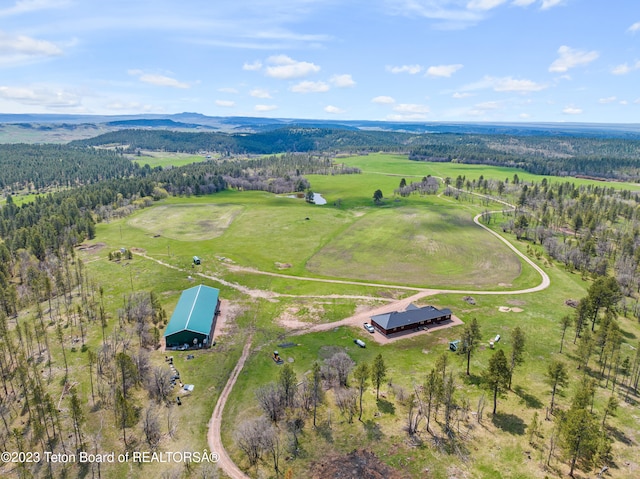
[73,153,640,479]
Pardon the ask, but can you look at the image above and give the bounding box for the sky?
[1,0,639,123]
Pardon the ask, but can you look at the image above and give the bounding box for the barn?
[370,304,452,336]
[164,284,221,349]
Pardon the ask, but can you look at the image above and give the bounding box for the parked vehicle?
[354,339,366,348]
[363,322,375,333]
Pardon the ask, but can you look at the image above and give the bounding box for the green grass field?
[131,151,214,168]
[72,152,640,479]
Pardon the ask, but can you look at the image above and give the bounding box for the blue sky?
[1,0,639,122]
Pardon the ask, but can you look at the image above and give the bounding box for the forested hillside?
[69,127,414,155]
[69,127,640,181]
[0,144,141,192]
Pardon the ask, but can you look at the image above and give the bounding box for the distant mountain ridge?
[1,113,640,139]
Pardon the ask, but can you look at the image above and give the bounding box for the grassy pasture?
[130,151,213,168]
[307,205,522,288]
[123,184,530,290]
[127,203,244,241]
[73,152,640,479]
[337,153,640,191]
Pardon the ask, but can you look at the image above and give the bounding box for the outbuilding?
[370,304,452,336]
[164,284,220,349]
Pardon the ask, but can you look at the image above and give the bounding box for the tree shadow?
[363,419,383,441]
[491,412,526,435]
[315,420,333,443]
[376,398,396,415]
[609,426,635,447]
[462,372,483,387]
[619,328,636,340]
[514,385,544,409]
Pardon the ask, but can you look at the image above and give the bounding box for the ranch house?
[370,304,452,336]
[164,284,221,349]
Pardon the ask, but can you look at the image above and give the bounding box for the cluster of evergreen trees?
[0,144,141,193]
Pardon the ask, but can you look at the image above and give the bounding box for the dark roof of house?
[164,284,220,338]
[371,304,452,331]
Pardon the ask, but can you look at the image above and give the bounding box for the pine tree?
[482,349,510,415]
[371,353,387,400]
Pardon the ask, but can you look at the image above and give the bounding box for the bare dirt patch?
[77,242,106,253]
[498,306,524,313]
[309,449,405,479]
[214,300,241,341]
[277,305,316,329]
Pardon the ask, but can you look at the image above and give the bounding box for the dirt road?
[207,336,253,479]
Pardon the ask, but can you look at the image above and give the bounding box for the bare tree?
[324,352,354,387]
[256,383,285,423]
[334,388,357,423]
[234,416,269,467]
[260,421,282,477]
[148,366,174,404]
[143,405,162,449]
[406,393,422,436]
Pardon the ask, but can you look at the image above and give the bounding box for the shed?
[164,285,220,349]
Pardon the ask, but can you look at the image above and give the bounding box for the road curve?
[207,336,253,479]
[134,185,550,479]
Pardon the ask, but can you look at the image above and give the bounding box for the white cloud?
[330,74,355,88]
[386,0,484,28]
[629,22,640,33]
[473,101,501,110]
[250,88,271,98]
[254,104,277,112]
[519,113,531,119]
[612,61,640,75]
[512,0,536,6]
[386,64,422,74]
[393,103,430,114]
[215,100,235,107]
[426,64,463,78]
[265,55,320,79]
[218,87,239,93]
[620,100,628,105]
[467,0,508,11]
[0,85,80,108]
[562,105,583,115]
[290,80,329,93]
[493,77,547,92]
[243,60,262,71]
[128,70,190,89]
[460,75,546,93]
[371,95,395,104]
[541,0,564,9]
[0,30,63,63]
[324,105,344,114]
[467,101,502,116]
[0,0,70,17]
[549,46,599,73]
[598,96,617,104]
[452,92,473,99]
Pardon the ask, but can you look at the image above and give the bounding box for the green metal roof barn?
[164,285,220,349]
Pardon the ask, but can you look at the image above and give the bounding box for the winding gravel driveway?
[132,189,550,479]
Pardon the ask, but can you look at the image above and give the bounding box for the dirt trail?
[207,336,253,479]
[131,188,551,479]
